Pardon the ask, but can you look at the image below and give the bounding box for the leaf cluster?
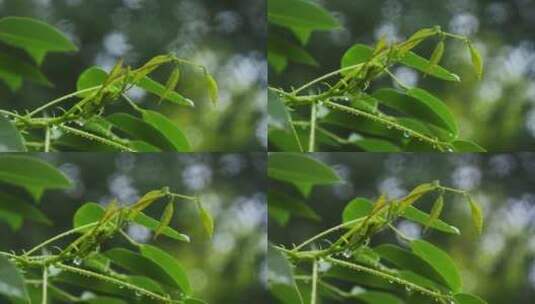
[268,154,486,304]
[267,0,485,152]
[0,156,214,303]
[0,17,218,152]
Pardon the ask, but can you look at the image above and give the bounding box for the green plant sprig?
[270,26,484,152]
[0,188,214,304]
[2,53,218,152]
[272,180,484,304]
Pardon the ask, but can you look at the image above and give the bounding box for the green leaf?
[268,204,290,226]
[454,293,487,304]
[158,66,180,104]
[451,140,486,152]
[205,73,218,105]
[468,196,483,234]
[399,27,438,54]
[375,244,450,289]
[400,51,460,82]
[198,200,214,238]
[410,239,462,292]
[154,201,174,239]
[0,255,28,301]
[268,0,339,31]
[141,110,191,152]
[104,248,178,289]
[0,69,22,91]
[424,195,444,231]
[0,53,51,87]
[426,40,445,75]
[134,212,190,242]
[0,17,77,64]
[140,244,191,294]
[0,209,23,231]
[76,66,108,97]
[355,291,403,304]
[268,89,292,130]
[342,197,373,223]
[398,182,437,211]
[268,244,303,304]
[268,153,341,185]
[269,190,320,222]
[136,76,194,107]
[341,44,373,75]
[0,192,52,226]
[373,88,458,136]
[0,115,26,151]
[467,43,483,79]
[269,36,318,67]
[350,137,401,152]
[402,206,460,235]
[106,113,177,151]
[268,51,288,73]
[73,202,104,232]
[0,155,72,197]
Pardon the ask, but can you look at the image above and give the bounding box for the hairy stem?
[24,222,99,257]
[311,260,318,304]
[42,266,48,304]
[308,102,317,152]
[326,257,451,301]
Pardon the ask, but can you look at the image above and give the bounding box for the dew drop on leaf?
[73,257,82,266]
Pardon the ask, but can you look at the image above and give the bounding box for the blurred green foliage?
[0,153,268,303]
[269,153,535,303]
[0,0,266,151]
[270,0,535,151]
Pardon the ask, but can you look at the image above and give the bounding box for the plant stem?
[326,257,451,301]
[24,222,99,257]
[42,266,48,304]
[44,126,51,152]
[169,193,198,202]
[56,263,182,303]
[323,100,448,151]
[292,218,365,252]
[308,102,317,152]
[27,86,101,117]
[311,260,318,304]
[58,125,135,152]
[293,63,364,95]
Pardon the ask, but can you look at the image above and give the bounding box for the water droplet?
[135,291,142,297]
[446,147,454,152]
[403,131,411,138]
[388,280,394,284]
[73,257,82,266]
[317,259,332,272]
[342,249,352,258]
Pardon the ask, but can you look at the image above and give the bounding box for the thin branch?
[42,266,48,304]
[58,125,135,152]
[326,257,452,301]
[308,102,317,152]
[311,260,319,304]
[24,222,98,256]
[56,263,182,303]
[292,218,365,252]
[27,86,101,117]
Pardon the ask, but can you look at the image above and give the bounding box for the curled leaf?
[424,195,444,232]
[426,40,445,75]
[159,67,181,103]
[398,182,437,212]
[131,188,168,214]
[399,27,438,54]
[197,200,214,238]
[467,42,483,79]
[468,196,483,234]
[206,73,218,105]
[154,200,175,240]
